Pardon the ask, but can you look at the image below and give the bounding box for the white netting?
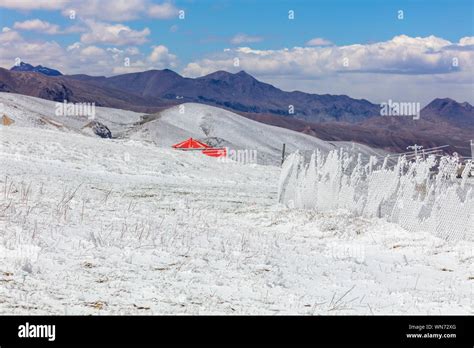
[278,150,474,241]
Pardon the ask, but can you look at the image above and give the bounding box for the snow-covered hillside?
[0,92,142,136]
[0,92,389,165]
[1,125,472,315]
[127,103,339,164]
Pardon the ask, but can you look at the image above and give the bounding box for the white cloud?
[459,36,474,46]
[126,47,141,56]
[80,20,150,46]
[0,0,69,10]
[64,24,87,33]
[182,35,474,104]
[13,19,61,34]
[230,33,263,45]
[148,45,178,68]
[0,28,178,76]
[0,28,22,43]
[306,37,333,46]
[149,2,179,19]
[106,45,178,73]
[0,0,180,21]
[0,0,178,21]
[0,30,65,69]
[66,41,81,51]
[80,45,107,57]
[184,35,473,77]
[107,47,123,54]
[58,0,178,21]
[62,0,147,21]
[12,19,85,35]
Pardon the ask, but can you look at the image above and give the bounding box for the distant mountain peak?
[158,68,183,78]
[199,70,233,79]
[13,62,33,69]
[422,97,473,129]
[426,97,472,110]
[10,62,62,76]
[235,70,251,76]
[430,97,457,105]
[234,70,257,81]
[199,70,257,83]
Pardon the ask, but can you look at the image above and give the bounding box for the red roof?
[202,148,227,158]
[172,137,211,150]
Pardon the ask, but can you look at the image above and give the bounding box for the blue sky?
[1,0,472,64]
[0,0,473,104]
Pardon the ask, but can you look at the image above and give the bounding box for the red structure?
[202,148,227,158]
[172,138,227,158]
[171,137,211,150]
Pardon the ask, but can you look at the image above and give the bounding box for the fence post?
[281,143,286,166]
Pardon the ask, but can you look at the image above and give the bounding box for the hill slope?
[0,92,388,165]
[128,103,337,164]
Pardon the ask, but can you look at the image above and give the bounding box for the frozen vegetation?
[0,93,472,314]
[279,150,473,241]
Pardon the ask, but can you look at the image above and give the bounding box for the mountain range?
[1,63,473,156]
[66,69,381,123]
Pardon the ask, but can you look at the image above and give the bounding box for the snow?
[0,92,389,166]
[0,92,142,137]
[279,150,474,241]
[0,92,472,315]
[128,103,339,165]
[1,124,472,315]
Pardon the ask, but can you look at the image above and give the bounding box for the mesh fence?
[278,149,474,241]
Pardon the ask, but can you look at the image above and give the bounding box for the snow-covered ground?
[0,92,143,136]
[1,125,472,315]
[128,103,338,164]
[0,92,389,166]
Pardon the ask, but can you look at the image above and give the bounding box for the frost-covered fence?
[278,150,474,241]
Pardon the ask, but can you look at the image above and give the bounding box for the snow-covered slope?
[0,92,142,135]
[128,103,339,164]
[0,92,389,165]
[1,125,472,315]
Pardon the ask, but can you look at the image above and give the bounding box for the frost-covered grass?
[0,127,473,315]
